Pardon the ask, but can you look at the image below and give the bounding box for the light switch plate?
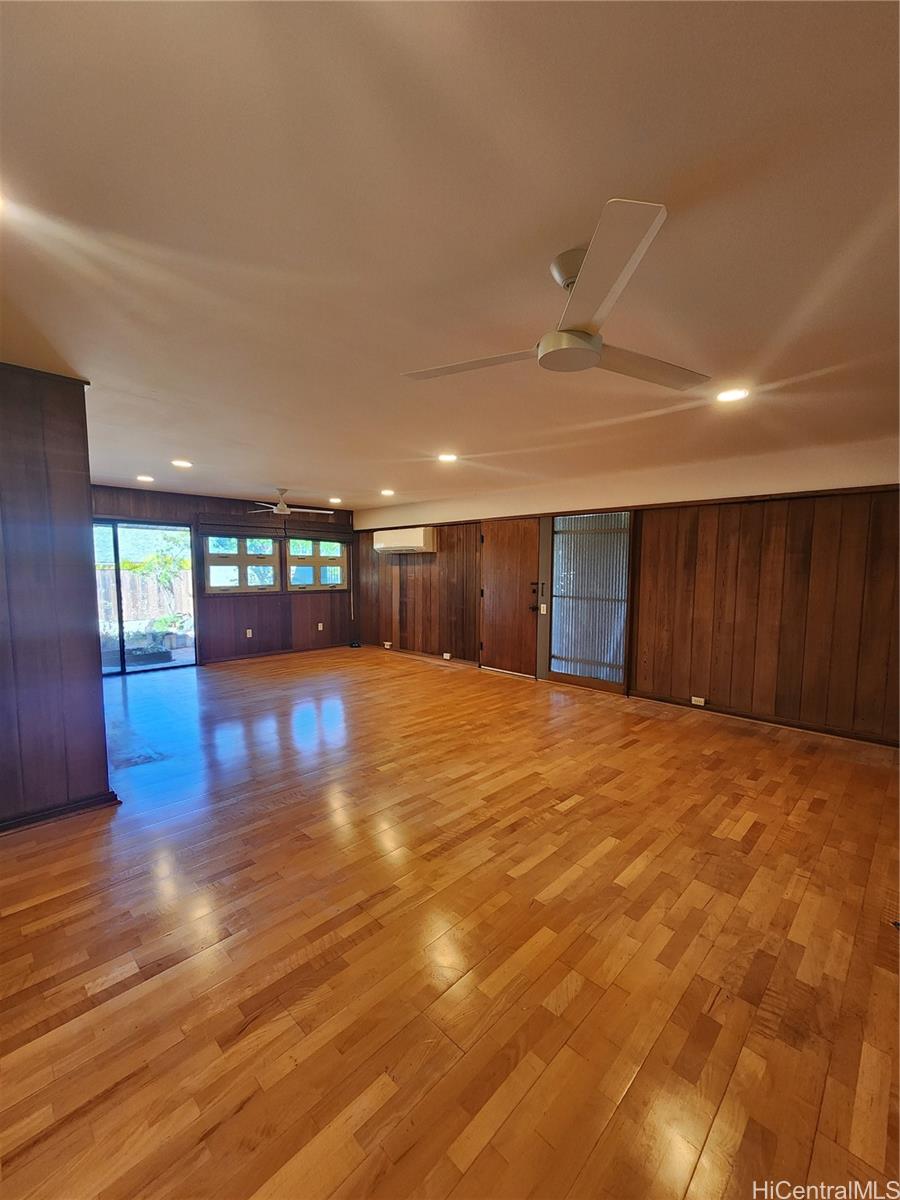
[246,629,253,638]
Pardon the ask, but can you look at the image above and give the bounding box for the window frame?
[204,534,281,594]
[286,537,349,592]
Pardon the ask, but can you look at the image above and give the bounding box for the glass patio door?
[93,523,123,674]
[92,522,196,674]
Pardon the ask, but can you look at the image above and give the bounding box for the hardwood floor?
[1,648,897,1199]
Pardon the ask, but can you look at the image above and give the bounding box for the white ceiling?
[2,2,897,515]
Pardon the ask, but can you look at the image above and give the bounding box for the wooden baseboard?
[0,791,121,834]
[361,643,479,669]
[627,690,898,748]
[200,643,352,666]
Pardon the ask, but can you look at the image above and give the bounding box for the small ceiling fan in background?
[405,199,709,391]
[249,488,333,515]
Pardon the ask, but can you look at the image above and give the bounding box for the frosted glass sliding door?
[549,512,630,689]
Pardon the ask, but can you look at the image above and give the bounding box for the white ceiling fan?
[405,199,709,391]
[249,488,333,515]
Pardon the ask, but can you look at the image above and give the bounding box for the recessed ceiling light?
[437,453,458,463]
[380,489,395,497]
[136,475,154,482]
[716,388,750,403]
[328,497,342,505]
[171,459,193,468]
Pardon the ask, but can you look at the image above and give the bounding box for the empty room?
[0,3,897,1199]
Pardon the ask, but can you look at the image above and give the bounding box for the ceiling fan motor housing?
[537,329,603,372]
[549,247,587,291]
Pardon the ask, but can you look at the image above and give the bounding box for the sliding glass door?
[548,512,630,691]
[92,522,196,674]
[93,524,122,674]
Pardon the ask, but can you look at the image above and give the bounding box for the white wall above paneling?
[353,437,899,529]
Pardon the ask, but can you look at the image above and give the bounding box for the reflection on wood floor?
[1,648,897,1199]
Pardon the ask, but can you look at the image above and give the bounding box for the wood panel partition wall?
[631,489,899,743]
[92,486,354,663]
[357,524,480,660]
[357,518,541,672]
[1,364,116,829]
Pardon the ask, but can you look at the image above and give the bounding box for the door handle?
[528,604,539,612]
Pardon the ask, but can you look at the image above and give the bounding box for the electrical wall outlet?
[245,628,253,638]
[317,622,324,631]
[539,603,548,615]
[443,652,451,660]
[691,695,706,706]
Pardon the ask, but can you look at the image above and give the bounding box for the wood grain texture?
[690,505,720,702]
[0,365,113,826]
[632,491,899,743]
[357,524,480,662]
[774,497,815,721]
[480,518,540,676]
[92,485,352,529]
[0,648,896,1198]
[751,499,789,717]
[855,492,899,739]
[92,486,354,665]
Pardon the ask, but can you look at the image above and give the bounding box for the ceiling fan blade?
[598,343,710,391]
[287,506,335,514]
[248,505,276,513]
[558,199,667,334]
[404,349,534,381]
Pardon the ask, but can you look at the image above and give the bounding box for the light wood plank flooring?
[1,648,897,1199]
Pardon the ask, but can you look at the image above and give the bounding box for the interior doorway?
[93,522,196,674]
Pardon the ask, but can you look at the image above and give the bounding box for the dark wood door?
[480,518,540,675]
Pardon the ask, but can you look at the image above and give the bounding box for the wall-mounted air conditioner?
[373,527,436,554]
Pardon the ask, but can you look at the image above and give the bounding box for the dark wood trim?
[0,360,90,386]
[200,644,364,667]
[200,589,294,600]
[624,509,642,697]
[630,689,899,748]
[479,665,537,680]
[381,646,478,669]
[535,516,553,680]
[0,790,120,834]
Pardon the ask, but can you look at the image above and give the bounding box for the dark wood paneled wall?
[632,490,899,742]
[357,524,480,661]
[92,485,354,663]
[93,485,352,529]
[1,364,115,828]
[195,591,352,662]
